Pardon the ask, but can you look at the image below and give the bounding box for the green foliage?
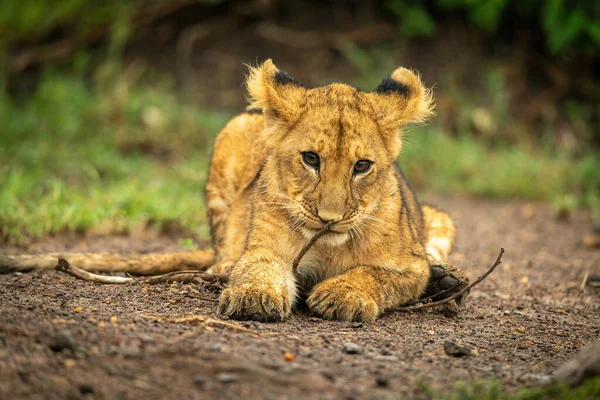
[413,377,600,400]
[386,0,600,55]
[0,68,232,243]
[0,0,133,45]
[401,127,600,213]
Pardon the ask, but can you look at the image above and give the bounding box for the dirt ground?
[1,194,599,400]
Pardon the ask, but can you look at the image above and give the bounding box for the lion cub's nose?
[316,209,343,223]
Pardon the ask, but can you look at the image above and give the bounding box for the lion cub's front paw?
[218,282,291,322]
[307,278,380,322]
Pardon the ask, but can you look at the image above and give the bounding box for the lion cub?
[206,60,457,322]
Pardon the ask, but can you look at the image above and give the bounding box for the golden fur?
[208,60,454,322]
[1,60,456,323]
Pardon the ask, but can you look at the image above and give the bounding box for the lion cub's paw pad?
[218,284,290,322]
[422,263,470,306]
[307,281,379,322]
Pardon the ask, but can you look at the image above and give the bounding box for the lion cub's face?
[247,60,433,246]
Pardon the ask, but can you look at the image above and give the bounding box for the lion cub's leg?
[307,255,430,322]
[422,204,455,263]
[218,204,302,321]
[205,113,265,275]
[218,247,298,321]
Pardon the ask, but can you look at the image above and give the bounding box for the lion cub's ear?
[370,67,434,130]
[246,59,306,124]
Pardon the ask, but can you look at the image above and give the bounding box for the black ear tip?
[274,70,303,87]
[375,77,411,97]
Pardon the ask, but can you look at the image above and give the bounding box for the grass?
[0,68,598,244]
[413,376,600,400]
[401,126,600,211]
[0,70,232,244]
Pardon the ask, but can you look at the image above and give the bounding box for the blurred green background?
[1,0,599,244]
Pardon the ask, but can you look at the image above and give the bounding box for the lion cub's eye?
[353,160,373,175]
[301,152,320,169]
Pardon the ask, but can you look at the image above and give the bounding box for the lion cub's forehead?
[294,85,385,158]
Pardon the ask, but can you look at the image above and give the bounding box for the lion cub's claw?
[218,284,291,322]
[308,279,379,322]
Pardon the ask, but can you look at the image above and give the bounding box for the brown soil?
[1,195,599,400]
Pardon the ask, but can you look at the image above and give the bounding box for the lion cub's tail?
[0,249,215,275]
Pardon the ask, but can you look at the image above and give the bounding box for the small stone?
[380,347,392,356]
[375,375,389,387]
[78,383,94,395]
[298,347,313,358]
[443,341,472,357]
[349,322,364,329]
[520,373,552,384]
[49,331,76,352]
[209,342,222,352]
[217,373,238,383]
[342,342,363,354]
[122,346,141,359]
[193,375,209,386]
[321,371,335,382]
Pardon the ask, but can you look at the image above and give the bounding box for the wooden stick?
[55,257,226,286]
[138,314,270,336]
[403,281,462,306]
[292,222,333,275]
[393,248,505,312]
[56,257,132,284]
[580,268,590,292]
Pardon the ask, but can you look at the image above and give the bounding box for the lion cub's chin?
[300,228,350,247]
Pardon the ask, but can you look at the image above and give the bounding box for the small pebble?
[49,331,76,352]
[122,346,141,359]
[78,383,94,395]
[342,342,363,354]
[349,322,364,329]
[193,375,209,386]
[375,375,389,387]
[217,373,238,383]
[380,347,392,356]
[443,341,472,357]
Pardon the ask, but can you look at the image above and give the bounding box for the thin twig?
[138,313,268,336]
[580,268,590,292]
[403,281,462,306]
[292,222,333,275]
[140,270,226,285]
[393,248,505,312]
[55,257,226,286]
[56,257,132,284]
